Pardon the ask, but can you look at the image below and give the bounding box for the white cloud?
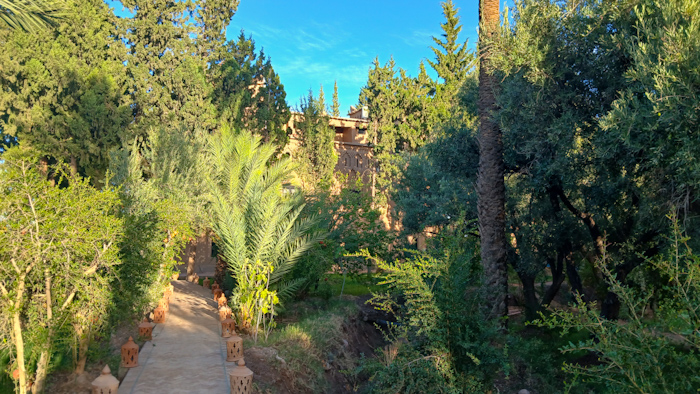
[395,29,439,48]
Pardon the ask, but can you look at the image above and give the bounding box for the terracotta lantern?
[214,288,223,301]
[225,335,244,363]
[91,364,119,394]
[229,359,253,394]
[138,318,155,341]
[121,337,139,368]
[159,298,169,312]
[171,272,179,280]
[218,295,228,308]
[153,306,167,323]
[221,317,236,338]
[211,283,220,294]
[219,306,232,322]
[203,278,211,289]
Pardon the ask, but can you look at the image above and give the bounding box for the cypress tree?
[332,80,340,116]
[211,31,290,146]
[0,0,130,181]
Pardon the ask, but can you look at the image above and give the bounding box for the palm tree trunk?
[477,0,508,323]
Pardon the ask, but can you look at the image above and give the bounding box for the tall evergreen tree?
[359,57,434,202]
[0,0,130,181]
[428,0,474,124]
[318,84,326,114]
[360,2,475,208]
[294,90,337,190]
[211,31,290,146]
[332,80,340,116]
[428,0,471,86]
[119,0,237,133]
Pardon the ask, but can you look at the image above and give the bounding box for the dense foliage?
[0,149,123,393]
[362,0,700,391]
[292,90,337,190]
[364,222,501,393]
[2,0,700,391]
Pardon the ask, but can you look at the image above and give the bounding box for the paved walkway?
[119,281,232,394]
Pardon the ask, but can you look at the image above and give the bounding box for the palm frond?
[274,277,306,302]
[0,0,65,32]
[205,129,326,308]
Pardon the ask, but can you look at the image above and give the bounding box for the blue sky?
[225,0,480,115]
[108,0,481,116]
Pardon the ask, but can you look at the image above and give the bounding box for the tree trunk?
[12,312,27,394]
[33,269,53,393]
[75,329,90,375]
[215,255,226,287]
[69,156,78,177]
[38,157,55,187]
[38,157,49,179]
[32,347,50,394]
[186,241,196,282]
[477,0,507,323]
[541,256,566,307]
[518,272,539,320]
[566,258,584,302]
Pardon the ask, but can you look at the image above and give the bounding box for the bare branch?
[60,290,76,311]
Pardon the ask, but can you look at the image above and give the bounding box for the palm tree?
[477,0,508,323]
[205,126,323,331]
[0,0,63,32]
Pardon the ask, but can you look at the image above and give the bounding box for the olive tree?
[0,148,122,394]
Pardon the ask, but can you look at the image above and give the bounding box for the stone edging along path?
[119,281,232,393]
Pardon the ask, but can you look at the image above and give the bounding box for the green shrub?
[0,151,123,393]
[535,218,700,393]
[363,220,504,392]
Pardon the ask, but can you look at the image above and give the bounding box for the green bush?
[0,150,123,393]
[363,220,504,392]
[292,175,392,298]
[535,218,700,393]
[108,126,201,322]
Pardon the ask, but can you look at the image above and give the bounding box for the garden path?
[119,281,232,393]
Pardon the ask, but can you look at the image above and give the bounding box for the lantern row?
[92,278,254,393]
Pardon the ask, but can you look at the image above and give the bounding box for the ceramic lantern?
[218,295,228,308]
[225,335,244,363]
[229,359,253,394]
[121,337,139,368]
[214,288,223,301]
[138,318,155,341]
[91,364,119,394]
[211,283,220,294]
[219,306,232,321]
[221,317,236,338]
[153,305,167,323]
[203,277,211,289]
[159,298,169,312]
